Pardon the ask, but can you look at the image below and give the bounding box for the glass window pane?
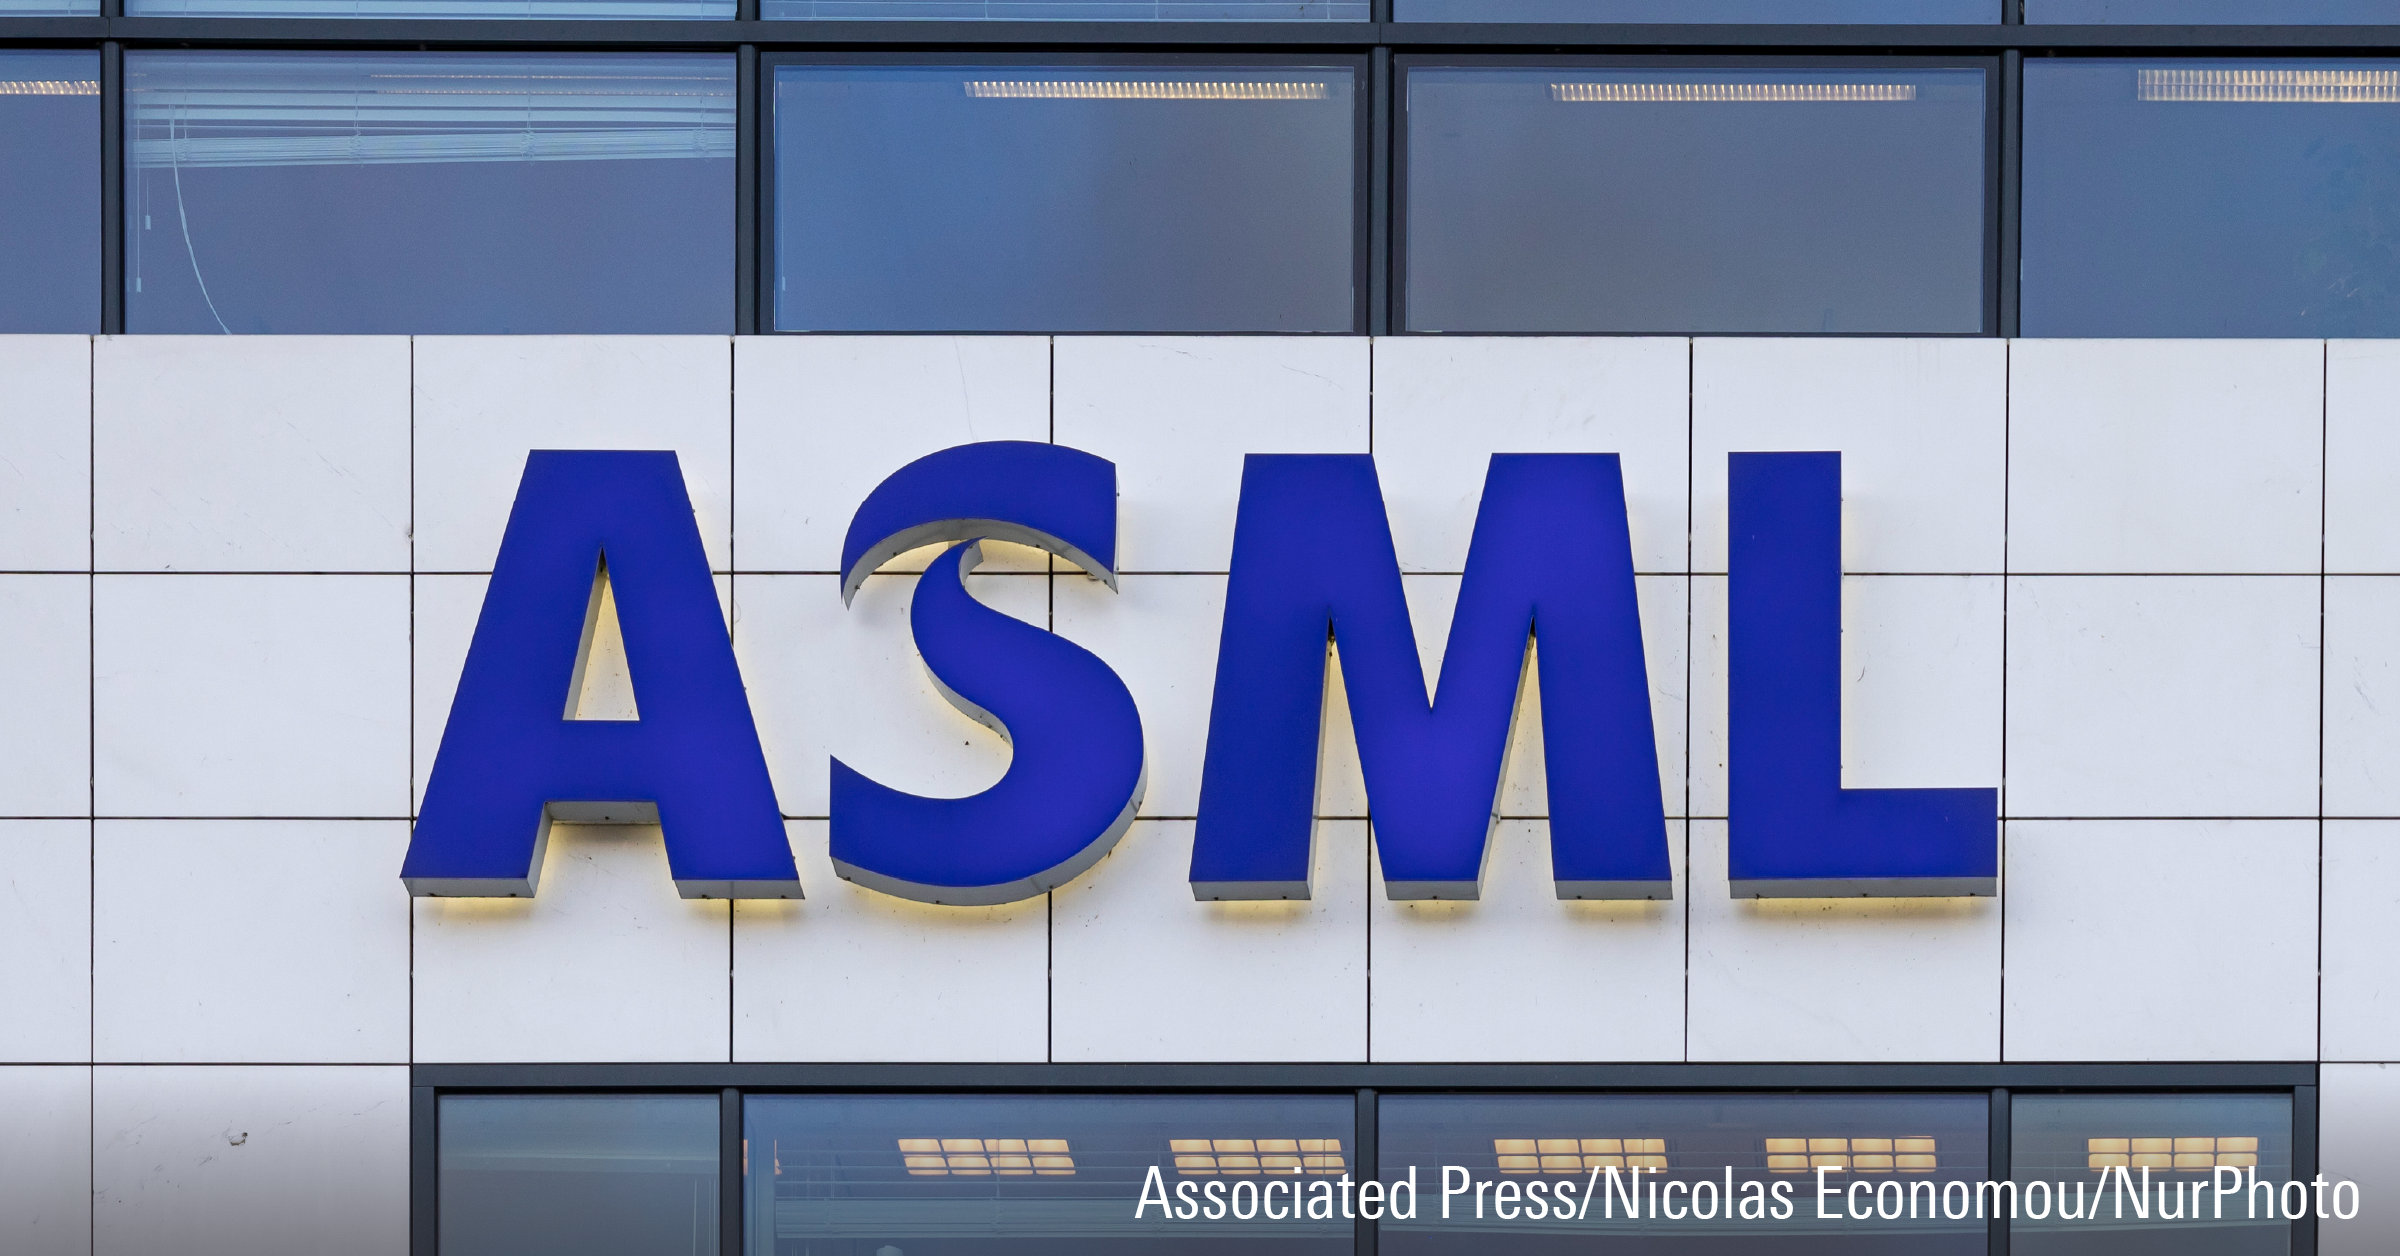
[125,51,734,334]
[773,63,1357,332]
[2029,0,2393,21]
[745,1092,1355,1254]
[441,1094,719,1256]
[1398,0,1993,20]
[2009,1094,2291,1255]
[0,52,99,332]
[1403,65,1987,333]
[128,0,730,15]
[0,0,99,12]
[1379,1093,1990,1253]
[2023,58,2400,337]
[767,2,1366,17]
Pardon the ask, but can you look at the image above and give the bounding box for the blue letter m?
[1190,454,1671,901]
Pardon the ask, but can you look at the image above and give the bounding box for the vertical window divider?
[1354,1087,1378,1256]
[99,39,122,335]
[1987,1087,2010,1256]
[2295,1082,2319,1256]
[2000,48,2023,337]
[411,1086,439,1256]
[1368,47,1391,336]
[737,43,760,336]
[721,1087,745,1256]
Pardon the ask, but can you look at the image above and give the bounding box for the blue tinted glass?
[2009,1094,2291,1255]
[442,1095,719,1256]
[773,64,1356,332]
[0,52,99,332]
[2024,59,2400,337]
[125,52,733,334]
[1405,66,1987,333]
[1379,1093,1990,1254]
[1399,0,1993,20]
[745,1092,1354,1255]
[767,1,1364,17]
[0,0,99,11]
[2030,0,2394,21]
[129,0,728,16]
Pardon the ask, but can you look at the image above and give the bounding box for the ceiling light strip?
[964,80,1328,101]
[1551,82,1915,104]
[0,79,100,96]
[2139,68,2400,103]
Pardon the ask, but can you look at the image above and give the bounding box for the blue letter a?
[1191,454,1671,901]
[400,451,797,900]
[1729,451,1996,897]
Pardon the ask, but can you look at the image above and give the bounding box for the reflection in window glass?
[125,52,734,334]
[773,64,1357,332]
[2009,1094,2291,1256]
[2023,59,2400,336]
[766,1,1365,17]
[745,1093,1355,1255]
[0,51,99,332]
[1379,1094,1989,1254]
[1404,66,1986,333]
[1398,0,1992,20]
[0,0,99,11]
[2030,0,2394,21]
[441,1094,719,1256]
[127,0,729,16]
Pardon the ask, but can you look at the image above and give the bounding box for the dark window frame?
[759,47,1373,335]
[409,1061,2319,1256]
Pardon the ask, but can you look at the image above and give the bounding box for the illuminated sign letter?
[400,450,797,899]
[1728,451,1997,897]
[831,441,1145,905]
[1190,453,1671,902]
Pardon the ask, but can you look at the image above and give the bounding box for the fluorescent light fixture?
[897,1136,1074,1176]
[1174,1136,1344,1175]
[1769,1136,1938,1173]
[965,79,1329,101]
[0,79,99,96]
[2085,1135,2261,1171]
[1551,82,1915,104]
[1496,1136,1665,1174]
[2140,68,2400,103]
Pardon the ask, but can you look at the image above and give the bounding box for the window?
[2028,0,2395,21]
[771,62,1359,332]
[742,1093,1356,1254]
[0,0,98,11]
[0,51,99,333]
[125,51,735,334]
[766,1,1367,17]
[2023,58,2400,337]
[2008,1094,2293,1255]
[1377,1093,1992,1253]
[1397,0,1994,20]
[127,0,732,15]
[440,1094,720,1256]
[1401,64,1988,334]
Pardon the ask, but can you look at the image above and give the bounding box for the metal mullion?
[1988,1087,2010,1256]
[1366,45,1389,336]
[411,1085,439,1256]
[720,1087,745,1256]
[736,42,759,336]
[100,40,122,335]
[1999,47,2022,336]
[2295,1082,2319,1256]
[1355,1087,1378,1256]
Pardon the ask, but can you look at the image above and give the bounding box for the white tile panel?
[413,825,731,1062]
[1052,819,1366,1062]
[1372,337,1689,573]
[2325,822,2400,1062]
[2002,820,2317,1061]
[1692,337,2006,573]
[1687,820,1999,1062]
[0,1066,90,1256]
[734,821,1047,1062]
[1371,820,1686,1062]
[0,335,90,572]
[2009,339,2323,573]
[1052,572,1223,819]
[732,335,1051,573]
[0,575,88,817]
[94,821,409,1064]
[1053,337,1370,573]
[0,823,89,1062]
[92,1064,407,1256]
[2327,577,2400,817]
[94,575,411,818]
[93,336,410,573]
[737,569,1045,818]
[1691,575,2001,818]
[2323,1063,2400,1256]
[413,336,734,572]
[2327,340,2400,573]
[2005,576,2319,818]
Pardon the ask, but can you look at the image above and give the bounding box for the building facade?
[4,5,2400,1256]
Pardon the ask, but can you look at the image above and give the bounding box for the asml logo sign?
[397,443,1996,908]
